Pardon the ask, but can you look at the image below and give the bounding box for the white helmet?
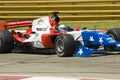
[57,24,68,32]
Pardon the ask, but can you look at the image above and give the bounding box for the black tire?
[105,28,120,51]
[106,28,120,41]
[55,34,75,57]
[0,30,14,53]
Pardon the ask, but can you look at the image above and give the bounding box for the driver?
[56,24,73,32]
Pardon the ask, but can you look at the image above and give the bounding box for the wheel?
[106,28,120,41]
[0,30,14,53]
[105,28,120,51]
[55,34,75,57]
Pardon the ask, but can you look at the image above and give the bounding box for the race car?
[0,12,120,57]
[0,12,79,57]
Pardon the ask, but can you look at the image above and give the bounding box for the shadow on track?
[12,46,56,55]
[92,51,120,57]
[11,46,120,57]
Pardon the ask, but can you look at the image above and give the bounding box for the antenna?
[51,12,59,16]
[51,12,60,23]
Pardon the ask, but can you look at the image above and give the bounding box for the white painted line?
[21,77,77,80]
[21,76,119,80]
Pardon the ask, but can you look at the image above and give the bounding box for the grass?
[61,21,120,30]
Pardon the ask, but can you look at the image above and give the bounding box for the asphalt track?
[0,52,120,80]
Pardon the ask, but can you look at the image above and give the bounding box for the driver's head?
[57,24,68,32]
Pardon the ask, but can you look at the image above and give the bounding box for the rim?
[56,38,64,54]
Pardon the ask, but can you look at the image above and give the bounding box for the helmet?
[57,24,68,32]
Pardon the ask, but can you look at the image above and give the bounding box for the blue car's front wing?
[75,30,120,57]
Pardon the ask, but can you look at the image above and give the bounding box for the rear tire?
[55,34,75,57]
[0,30,14,53]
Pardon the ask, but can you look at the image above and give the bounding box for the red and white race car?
[0,12,81,57]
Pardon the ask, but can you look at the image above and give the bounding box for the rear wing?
[0,20,32,30]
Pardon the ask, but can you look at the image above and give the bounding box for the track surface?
[0,52,120,79]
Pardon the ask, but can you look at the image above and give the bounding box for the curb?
[0,76,119,80]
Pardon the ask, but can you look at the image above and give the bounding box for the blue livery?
[75,30,120,57]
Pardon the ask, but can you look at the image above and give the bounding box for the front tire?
[105,28,120,51]
[107,28,120,41]
[0,30,14,53]
[55,34,75,57]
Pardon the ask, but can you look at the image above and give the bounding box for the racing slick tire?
[55,34,75,57]
[105,28,120,51]
[0,30,14,53]
[107,28,120,41]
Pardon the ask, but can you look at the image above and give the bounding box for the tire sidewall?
[55,34,75,57]
[107,28,120,41]
[0,30,14,53]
